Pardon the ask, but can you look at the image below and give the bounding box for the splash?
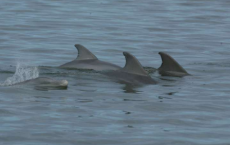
[1,63,39,86]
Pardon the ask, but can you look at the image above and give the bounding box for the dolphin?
[3,77,69,90]
[59,44,121,71]
[158,52,190,77]
[104,52,157,85]
[25,77,68,89]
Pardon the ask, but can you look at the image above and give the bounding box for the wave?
[0,63,39,86]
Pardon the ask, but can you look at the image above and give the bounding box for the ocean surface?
[0,0,230,145]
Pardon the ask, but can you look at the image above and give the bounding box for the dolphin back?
[104,52,156,85]
[158,52,189,76]
[122,52,148,76]
[75,44,98,60]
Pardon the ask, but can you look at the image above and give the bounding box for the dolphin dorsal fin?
[158,52,188,74]
[75,44,98,60]
[122,52,148,76]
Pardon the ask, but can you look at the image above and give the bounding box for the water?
[0,0,230,144]
[1,63,39,86]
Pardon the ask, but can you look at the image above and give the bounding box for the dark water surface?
[1,0,230,145]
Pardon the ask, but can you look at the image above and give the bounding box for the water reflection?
[34,85,68,91]
[167,92,177,95]
[158,96,172,100]
[159,77,179,82]
[122,83,140,94]
[123,99,146,101]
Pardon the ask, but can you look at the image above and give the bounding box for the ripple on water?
[1,0,230,145]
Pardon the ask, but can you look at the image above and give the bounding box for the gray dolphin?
[104,52,157,85]
[25,77,68,88]
[59,44,121,71]
[11,77,68,90]
[158,52,190,77]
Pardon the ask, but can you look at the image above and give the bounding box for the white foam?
[1,63,39,86]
